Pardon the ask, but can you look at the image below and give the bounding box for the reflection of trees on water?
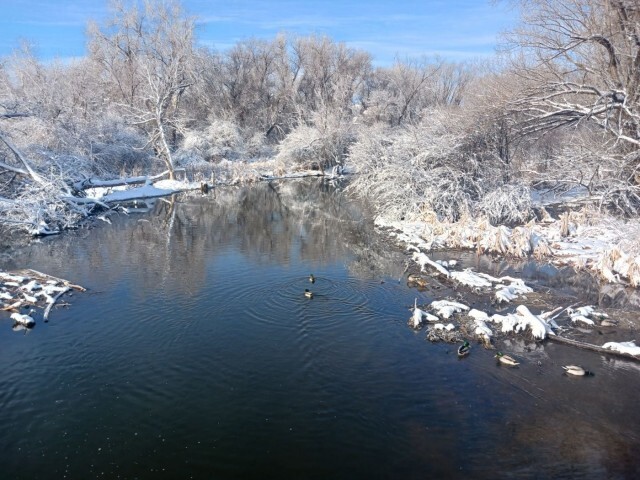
[462,253,640,310]
[1,180,404,297]
[4,180,640,310]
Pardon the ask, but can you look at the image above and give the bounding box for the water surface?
[1,180,639,479]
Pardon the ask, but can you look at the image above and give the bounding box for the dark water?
[1,181,640,479]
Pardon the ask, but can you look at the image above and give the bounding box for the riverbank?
[375,207,640,362]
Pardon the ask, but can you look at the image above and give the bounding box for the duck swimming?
[304,288,313,299]
[563,365,592,376]
[457,341,470,357]
[495,352,520,366]
[309,274,315,283]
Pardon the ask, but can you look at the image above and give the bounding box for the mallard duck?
[563,365,592,376]
[304,288,313,299]
[495,352,520,366]
[309,274,315,283]
[457,341,470,357]
[407,273,428,288]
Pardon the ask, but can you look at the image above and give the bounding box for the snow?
[474,320,493,339]
[487,305,551,340]
[0,273,26,283]
[448,269,532,304]
[101,183,181,203]
[469,309,493,339]
[567,305,608,319]
[570,315,595,326]
[412,252,450,277]
[430,300,469,318]
[411,299,426,328]
[468,309,490,321]
[450,269,492,288]
[153,179,197,191]
[602,341,640,356]
[567,305,608,325]
[22,292,38,303]
[378,212,640,288]
[495,280,533,303]
[10,312,35,327]
[20,280,42,292]
[410,299,438,328]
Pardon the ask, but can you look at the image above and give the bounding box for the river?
[1,180,639,479]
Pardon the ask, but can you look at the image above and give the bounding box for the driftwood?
[548,335,640,363]
[2,269,86,325]
[43,287,70,320]
[11,268,86,291]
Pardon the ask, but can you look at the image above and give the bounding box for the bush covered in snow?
[477,184,532,226]
[275,116,355,172]
[181,120,243,161]
[347,111,509,223]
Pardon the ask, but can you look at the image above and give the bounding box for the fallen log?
[548,334,640,362]
[75,168,185,190]
[43,287,70,321]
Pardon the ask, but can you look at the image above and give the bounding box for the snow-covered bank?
[393,206,640,358]
[378,209,640,287]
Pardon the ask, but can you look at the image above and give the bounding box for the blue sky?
[0,0,517,65]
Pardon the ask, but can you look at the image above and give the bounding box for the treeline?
[0,0,638,234]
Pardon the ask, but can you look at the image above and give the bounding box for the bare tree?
[88,0,195,178]
[360,58,475,126]
[293,35,371,125]
[504,0,640,161]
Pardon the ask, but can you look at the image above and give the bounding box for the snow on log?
[101,183,180,203]
[566,305,610,326]
[411,298,425,329]
[495,280,533,303]
[10,312,35,327]
[450,269,492,288]
[430,300,469,318]
[601,341,640,356]
[469,310,493,340]
[410,299,438,328]
[468,309,490,321]
[12,269,86,291]
[43,287,70,320]
[488,306,551,340]
[515,305,553,339]
[412,252,450,277]
[474,321,493,339]
[0,272,27,283]
[75,170,173,190]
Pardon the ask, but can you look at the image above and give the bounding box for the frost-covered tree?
[88,0,196,178]
[293,35,371,125]
[504,0,640,170]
